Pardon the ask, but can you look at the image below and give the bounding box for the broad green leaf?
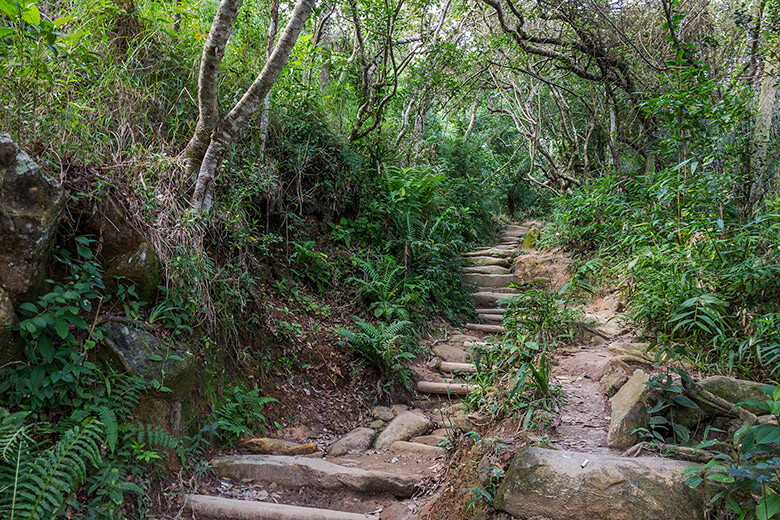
[21,3,40,24]
[756,493,780,520]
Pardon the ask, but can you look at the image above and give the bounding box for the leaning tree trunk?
[190,0,316,213]
[749,53,778,214]
[257,0,280,154]
[179,0,241,174]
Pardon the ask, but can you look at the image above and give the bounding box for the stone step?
[417,381,476,395]
[505,225,529,234]
[463,248,516,259]
[439,361,477,374]
[463,273,520,289]
[185,494,379,520]
[389,440,447,458]
[411,434,447,447]
[472,291,516,307]
[210,455,417,498]
[463,256,511,267]
[478,313,504,323]
[465,323,506,334]
[494,448,703,520]
[433,343,470,363]
[475,307,506,314]
[493,287,519,293]
[463,265,511,275]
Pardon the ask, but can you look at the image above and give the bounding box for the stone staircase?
[413,224,527,398]
[185,225,528,520]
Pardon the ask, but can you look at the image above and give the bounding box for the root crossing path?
[185,223,660,520]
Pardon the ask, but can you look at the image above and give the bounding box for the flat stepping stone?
[210,454,418,497]
[463,249,516,259]
[185,494,379,520]
[472,291,515,307]
[465,323,506,334]
[475,307,506,314]
[505,225,529,233]
[463,256,511,267]
[417,381,476,395]
[449,334,482,344]
[478,313,504,323]
[463,273,519,288]
[463,265,511,274]
[389,440,447,458]
[433,343,470,363]
[411,434,446,446]
[439,361,477,374]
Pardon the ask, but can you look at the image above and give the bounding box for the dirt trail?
[184,222,650,519]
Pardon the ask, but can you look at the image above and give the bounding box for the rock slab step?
[607,369,650,450]
[463,256,511,267]
[210,454,418,498]
[374,411,433,450]
[328,427,376,457]
[417,381,476,395]
[463,273,519,289]
[465,323,506,334]
[494,448,704,520]
[472,292,515,307]
[185,494,379,520]
[439,361,477,374]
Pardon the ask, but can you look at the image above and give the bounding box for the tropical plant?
[337,318,415,390]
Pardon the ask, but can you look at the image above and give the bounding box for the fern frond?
[13,418,104,520]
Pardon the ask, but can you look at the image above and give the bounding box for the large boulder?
[328,427,377,456]
[607,369,650,449]
[374,411,433,449]
[0,289,23,366]
[699,375,768,414]
[494,448,704,520]
[84,198,159,301]
[100,321,194,398]
[0,134,65,301]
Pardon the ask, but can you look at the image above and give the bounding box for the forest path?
[183,224,528,520]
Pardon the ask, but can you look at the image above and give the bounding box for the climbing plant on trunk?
[181,0,317,214]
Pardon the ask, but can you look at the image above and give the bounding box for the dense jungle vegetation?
[1,0,780,517]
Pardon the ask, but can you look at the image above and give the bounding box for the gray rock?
[328,427,376,456]
[0,134,65,300]
[372,406,395,421]
[495,448,704,520]
[84,198,159,301]
[463,256,511,268]
[700,375,769,415]
[607,369,649,449]
[211,454,419,497]
[374,411,433,449]
[0,289,23,366]
[100,321,194,397]
[600,358,631,396]
[366,419,385,429]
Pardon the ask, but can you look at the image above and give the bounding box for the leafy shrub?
[209,384,277,442]
[337,318,415,390]
[502,288,583,347]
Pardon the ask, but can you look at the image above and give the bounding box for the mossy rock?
[99,321,195,398]
[522,227,540,249]
[0,134,65,301]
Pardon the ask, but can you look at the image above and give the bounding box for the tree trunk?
[190,0,317,214]
[258,0,280,153]
[179,0,242,175]
[749,55,778,213]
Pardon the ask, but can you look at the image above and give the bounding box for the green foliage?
[502,288,583,347]
[209,384,277,442]
[0,239,104,411]
[683,385,780,520]
[337,318,415,390]
[466,337,561,421]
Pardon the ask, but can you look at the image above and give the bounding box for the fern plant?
[0,411,105,520]
[349,256,418,320]
[337,318,415,390]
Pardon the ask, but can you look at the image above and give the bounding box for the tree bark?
[258,0,280,153]
[179,0,242,174]
[190,0,317,213]
[749,53,778,213]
